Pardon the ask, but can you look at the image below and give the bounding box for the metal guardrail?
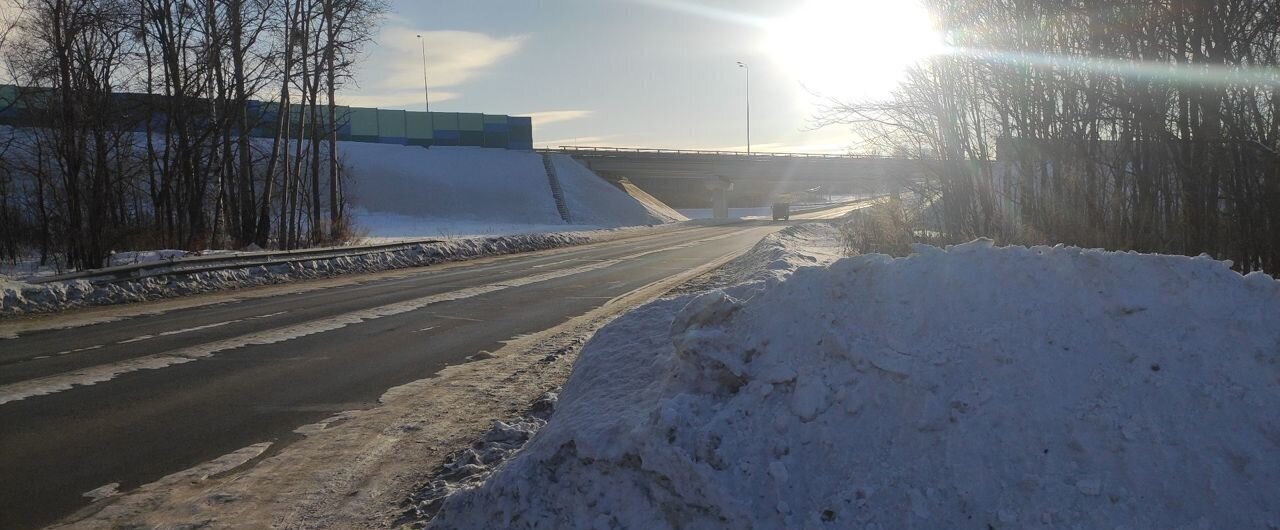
[538,146,893,160]
[30,238,447,285]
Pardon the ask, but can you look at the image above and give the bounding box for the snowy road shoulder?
[428,234,1280,529]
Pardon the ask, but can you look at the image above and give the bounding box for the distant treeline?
[0,0,384,270]
[826,0,1280,273]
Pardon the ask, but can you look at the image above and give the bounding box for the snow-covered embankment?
[345,145,681,239]
[431,232,1280,529]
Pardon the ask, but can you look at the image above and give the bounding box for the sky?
[341,0,943,154]
[341,0,942,154]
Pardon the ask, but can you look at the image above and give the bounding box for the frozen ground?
[430,237,1280,529]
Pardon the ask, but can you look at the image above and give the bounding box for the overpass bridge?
[536,146,927,211]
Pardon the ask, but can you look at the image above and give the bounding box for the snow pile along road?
[1,232,589,317]
[431,240,1280,529]
[707,223,843,286]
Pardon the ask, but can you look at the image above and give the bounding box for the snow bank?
[431,240,1280,529]
[350,209,596,242]
[550,154,681,226]
[710,223,843,286]
[1,232,589,317]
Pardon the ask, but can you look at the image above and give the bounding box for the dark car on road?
[772,202,791,221]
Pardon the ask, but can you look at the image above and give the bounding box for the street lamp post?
[416,34,430,112]
[736,61,751,154]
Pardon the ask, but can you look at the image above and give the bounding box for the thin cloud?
[624,0,769,28]
[339,90,460,109]
[344,26,525,110]
[524,110,595,126]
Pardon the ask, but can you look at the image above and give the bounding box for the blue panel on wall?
[434,130,461,146]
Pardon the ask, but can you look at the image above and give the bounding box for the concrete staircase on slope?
[541,154,573,223]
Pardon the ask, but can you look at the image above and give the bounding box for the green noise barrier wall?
[338,107,531,149]
[0,84,535,150]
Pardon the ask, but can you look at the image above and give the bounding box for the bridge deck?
[536,145,890,161]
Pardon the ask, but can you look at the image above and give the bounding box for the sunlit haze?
[341,1,944,153]
[766,0,944,99]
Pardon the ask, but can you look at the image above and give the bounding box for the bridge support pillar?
[713,189,728,219]
[709,176,734,220]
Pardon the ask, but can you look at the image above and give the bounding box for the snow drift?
[431,240,1280,529]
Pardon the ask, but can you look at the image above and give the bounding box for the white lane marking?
[158,320,242,337]
[413,326,438,333]
[428,314,484,323]
[55,344,104,356]
[0,229,757,406]
[0,256,629,405]
[529,258,584,269]
[117,319,244,345]
[252,311,289,319]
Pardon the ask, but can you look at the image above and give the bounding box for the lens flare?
[766,0,946,99]
[954,47,1280,88]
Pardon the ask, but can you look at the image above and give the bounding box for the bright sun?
[766,0,945,99]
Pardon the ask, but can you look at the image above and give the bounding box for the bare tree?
[2,0,383,267]
[823,0,1280,273]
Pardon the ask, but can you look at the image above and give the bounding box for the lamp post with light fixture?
[736,61,751,154]
[416,34,430,112]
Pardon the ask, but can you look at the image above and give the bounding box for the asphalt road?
[0,221,789,530]
[793,196,886,220]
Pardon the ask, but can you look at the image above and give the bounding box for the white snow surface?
[343,144,673,234]
[549,154,680,226]
[431,237,1280,529]
[344,145,563,225]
